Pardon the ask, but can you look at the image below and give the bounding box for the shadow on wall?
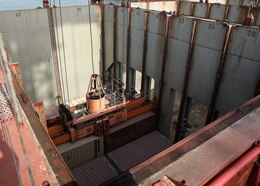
[0,6,102,107]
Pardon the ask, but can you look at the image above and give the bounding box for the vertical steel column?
[101,5,106,83]
[174,20,197,143]
[47,7,63,98]
[157,12,170,130]
[113,6,118,82]
[141,11,149,96]
[126,8,132,92]
[0,34,22,125]
[206,25,233,124]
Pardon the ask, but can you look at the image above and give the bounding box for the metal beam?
[174,19,197,143]
[126,8,132,92]
[113,6,117,82]
[101,5,106,83]
[206,25,233,124]
[157,12,170,130]
[141,11,149,96]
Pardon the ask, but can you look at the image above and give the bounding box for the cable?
[53,0,67,105]
[87,0,95,74]
[58,0,71,105]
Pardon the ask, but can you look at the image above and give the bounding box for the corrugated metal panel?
[104,111,155,153]
[57,136,104,169]
[72,156,119,186]
[107,131,171,172]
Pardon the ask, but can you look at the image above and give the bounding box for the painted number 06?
[247,31,257,37]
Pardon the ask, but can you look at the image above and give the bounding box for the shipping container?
[104,111,155,153]
[107,131,171,172]
[57,136,104,169]
[71,156,119,186]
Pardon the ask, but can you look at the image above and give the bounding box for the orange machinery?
[46,74,156,145]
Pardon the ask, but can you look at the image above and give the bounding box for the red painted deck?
[0,66,58,186]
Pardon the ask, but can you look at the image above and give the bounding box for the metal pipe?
[208,145,260,186]
[0,34,22,125]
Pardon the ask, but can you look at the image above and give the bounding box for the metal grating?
[0,84,13,123]
[107,131,172,172]
[57,135,102,153]
[71,156,119,186]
